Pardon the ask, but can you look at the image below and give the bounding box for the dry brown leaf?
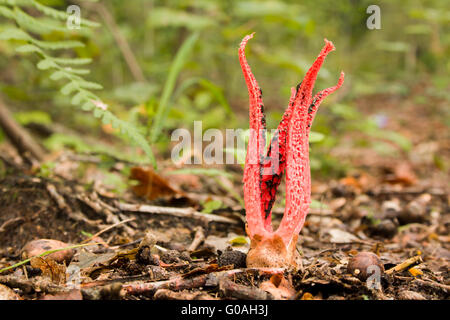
[339,174,374,193]
[385,162,417,186]
[260,275,296,300]
[130,167,184,201]
[30,256,66,284]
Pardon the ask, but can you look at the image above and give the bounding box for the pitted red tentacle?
[292,39,335,111]
[259,84,301,230]
[260,41,337,231]
[307,72,345,129]
[275,40,338,245]
[240,33,269,237]
[241,34,344,247]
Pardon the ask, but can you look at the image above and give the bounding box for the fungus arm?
[240,33,269,238]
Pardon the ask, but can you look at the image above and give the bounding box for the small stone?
[368,219,398,239]
[381,200,402,218]
[399,196,429,224]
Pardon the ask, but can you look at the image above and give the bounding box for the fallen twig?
[46,184,99,226]
[188,227,205,252]
[122,268,284,296]
[116,202,238,225]
[78,193,135,236]
[81,217,136,244]
[219,278,273,300]
[0,217,24,235]
[385,255,422,275]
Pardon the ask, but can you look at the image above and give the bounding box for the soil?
[0,90,448,300]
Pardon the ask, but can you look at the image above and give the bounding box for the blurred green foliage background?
[0,0,448,177]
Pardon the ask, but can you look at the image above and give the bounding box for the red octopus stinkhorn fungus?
[240,33,344,268]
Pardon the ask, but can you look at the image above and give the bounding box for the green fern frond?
[15,7,69,34]
[0,0,99,27]
[0,0,156,167]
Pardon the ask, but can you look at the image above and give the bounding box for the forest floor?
[0,87,448,300]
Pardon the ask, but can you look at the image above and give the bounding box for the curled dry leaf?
[30,256,66,285]
[385,162,417,186]
[259,274,296,300]
[130,167,186,201]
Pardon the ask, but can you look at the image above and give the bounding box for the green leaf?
[228,236,248,246]
[201,200,223,214]
[0,27,30,41]
[0,4,15,19]
[71,91,86,105]
[52,57,92,65]
[15,43,42,54]
[50,70,66,80]
[93,107,103,118]
[14,110,51,125]
[60,81,78,95]
[81,100,95,111]
[33,39,85,50]
[15,6,68,34]
[78,80,103,90]
[37,58,57,70]
[148,8,216,30]
[150,32,199,143]
[309,131,325,143]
